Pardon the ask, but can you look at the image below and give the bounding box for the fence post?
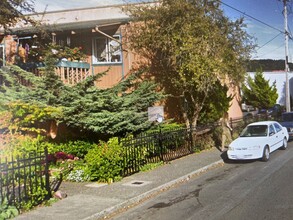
[158,127,164,161]
[189,124,194,153]
[44,147,51,199]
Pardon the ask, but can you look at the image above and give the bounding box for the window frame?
[92,34,122,65]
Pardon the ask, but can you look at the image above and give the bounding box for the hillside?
[247,59,293,72]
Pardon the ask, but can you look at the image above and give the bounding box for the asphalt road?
[112,142,293,220]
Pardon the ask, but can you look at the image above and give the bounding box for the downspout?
[120,32,124,81]
[95,26,122,46]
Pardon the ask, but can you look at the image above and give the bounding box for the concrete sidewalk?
[15,147,225,220]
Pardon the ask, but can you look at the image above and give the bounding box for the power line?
[219,0,285,34]
[252,43,284,59]
[256,32,283,51]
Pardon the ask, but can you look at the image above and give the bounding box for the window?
[269,125,275,136]
[93,35,122,64]
[274,123,282,133]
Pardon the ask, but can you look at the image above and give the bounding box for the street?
[112,142,293,220]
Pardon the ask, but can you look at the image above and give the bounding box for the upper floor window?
[93,35,122,64]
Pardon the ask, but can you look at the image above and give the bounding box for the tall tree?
[242,71,278,109]
[0,0,35,31]
[123,0,255,128]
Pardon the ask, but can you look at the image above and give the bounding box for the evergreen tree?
[0,60,163,137]
[242,71,278,109]
[60,70,164,137]
[0,0,35,32]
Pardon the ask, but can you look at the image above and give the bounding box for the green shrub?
[147,122,184,133]
[19,186,48,211]
[85,137,123,183]
[140,162,163,172]
[1,135,45,159]
[193,133,215,151]
[48,140,95,159]
[0,198,19,220]
[212,126,222,148]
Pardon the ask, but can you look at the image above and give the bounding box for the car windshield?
[240,125,268,137]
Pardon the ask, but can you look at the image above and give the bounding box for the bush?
[193,133,215,151]
[85,137,123,183]
[0,198,18,219]
[0,135,45,159]
[48,140,95,159]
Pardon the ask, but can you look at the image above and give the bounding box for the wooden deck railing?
[18,61,91,85]
[55,61,91,85]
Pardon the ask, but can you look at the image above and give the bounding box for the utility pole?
[283,0,291,112]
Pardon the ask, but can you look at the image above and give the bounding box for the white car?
[227,121,289,161]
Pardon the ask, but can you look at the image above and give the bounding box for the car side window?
[269,125,275,136]
[274,123,282,133]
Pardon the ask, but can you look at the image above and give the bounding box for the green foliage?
[84,138,123,183]
[6,101,62,134]
[193,133,215,151]
[19,186,48,211]
[198,81,233,124]
[0,48,163,139]
[0,66,42,111]
[140,161,163,172]
[242,71,278,109]
[0,0,35,31]
[47,44,87,61]
[0,64,63,136]
[124,0,255,127]
[48,140,95,159]
[147,122,184,133]
[0,135,44,158]
[61,70,164,137]
[0,198,19,220]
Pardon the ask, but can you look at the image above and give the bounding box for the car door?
[273,122,285,148]
[268,124,280,152]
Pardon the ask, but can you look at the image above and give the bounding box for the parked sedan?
[227,121,289,161]
[280,112,293,140]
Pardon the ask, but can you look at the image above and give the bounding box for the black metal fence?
[120,126,199,176]
[0,148,51,209]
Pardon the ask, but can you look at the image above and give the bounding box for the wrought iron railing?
[120,127,194,176]
[0,148,51,209]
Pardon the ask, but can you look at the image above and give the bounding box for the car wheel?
[262,146,270,162]
[281,138,288,150]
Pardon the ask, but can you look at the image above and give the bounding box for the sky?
[33,0,293,61]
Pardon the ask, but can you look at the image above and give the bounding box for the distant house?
[0,3,244,120]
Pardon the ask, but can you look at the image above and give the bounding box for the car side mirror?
[269,132,275,136]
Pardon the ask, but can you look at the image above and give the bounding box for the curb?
[82,159,225,220]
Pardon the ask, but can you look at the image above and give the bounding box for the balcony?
[18,61,91,85]
[55,60,91,85]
